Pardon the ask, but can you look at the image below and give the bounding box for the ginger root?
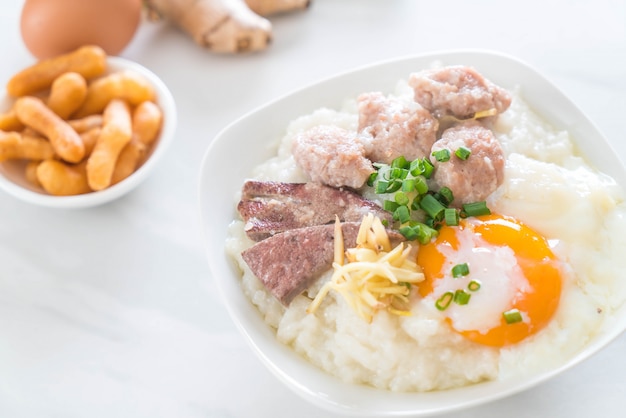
[144,0,311,53]
[245,0,311,16]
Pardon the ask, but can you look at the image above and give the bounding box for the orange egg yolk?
[417,213,562,347]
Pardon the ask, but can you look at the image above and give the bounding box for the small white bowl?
[198,50,626,416]
[0,56,176,209]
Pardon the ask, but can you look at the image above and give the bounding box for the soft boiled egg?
[417,213,562,347]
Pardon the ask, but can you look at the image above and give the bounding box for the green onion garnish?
[367,171,378,187]
[416,223,438,244]
[398,225,418,241]
[453,289,471,305]
[394,191,410,206]
[409,159,423,176]
[387,179,403,193]
[421,158,434,179]
[413,177,428,194]
[462,201,491,217]
[389,167,409,180]
[383,200,399,212]
[398,223,437,244]
[410,196,421,211]
[393,205,411,224]
[370,155,465,242]
[455,146,472,160]
[435,291,454,311]
[408,157,435,178]
[432,148,451,162]
[391,155,409,169]
[419,194,445,220]
[468,280,481,292]
[402,178,416,193]
[437,187,454,206]
[444,208,459,226]
[375,180,389,194]
[451,262,470,278]
[503,309,523,324]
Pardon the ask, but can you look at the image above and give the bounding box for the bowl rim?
[198,49,626,416]
[0,56,177,209]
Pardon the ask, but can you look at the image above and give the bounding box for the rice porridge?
[226,66,626,392]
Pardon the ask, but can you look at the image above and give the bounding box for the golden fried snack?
[111,139,147,185]
[0,109,25,131]
[25,160,41,186]
[36,160,91,196]
[7,45,107,97]
[110,100,163,184]
[86,99,132,190]
[0,130,55,162]
[68,114,103,133]
[74,70,156,118]
[47,72,88,119]
[132,101,163,145]
[80,127,102,157]
[14,96,85,163]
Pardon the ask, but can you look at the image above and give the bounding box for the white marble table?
[1,1,625,417]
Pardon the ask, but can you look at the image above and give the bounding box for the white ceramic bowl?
[198,50,626,416]
[0,56,176,209]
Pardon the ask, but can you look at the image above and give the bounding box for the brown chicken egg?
[20,0,143,60]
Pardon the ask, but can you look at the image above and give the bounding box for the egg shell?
[20,0,143,59]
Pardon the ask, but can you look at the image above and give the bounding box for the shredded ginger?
[307,213,425,323]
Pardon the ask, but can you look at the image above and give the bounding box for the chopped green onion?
[435,291,454,311]
[462,201,491,217]
[402,178,416,193]
[394,191,410,206]
[432,148,451,162]
[451,262,470,278]
[389,167,409,180]
[503,309,523,324]
[393,205,410,224]
[415,223,438,244]
[414,176,428,194]
[444,208,459,226]
[383,200,399,212]
[436,187,454,206]
[398,225,418,241]
[367,171,378,187]
[391,156,409,169]
[455,146,472,160]
[409,158,424,176]
[386,179,402,193]
[453,289,471,305]
[419,194,445,220]
[377,179,403,194]
[468,280,482,292]
[410,196,421,211]
[410,157,435,178]
[375,180,389,194]
[398,223,437,244]
[421,158,434,179]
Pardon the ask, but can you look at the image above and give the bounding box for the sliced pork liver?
[241,222,405,306]
[237,180,392,241]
